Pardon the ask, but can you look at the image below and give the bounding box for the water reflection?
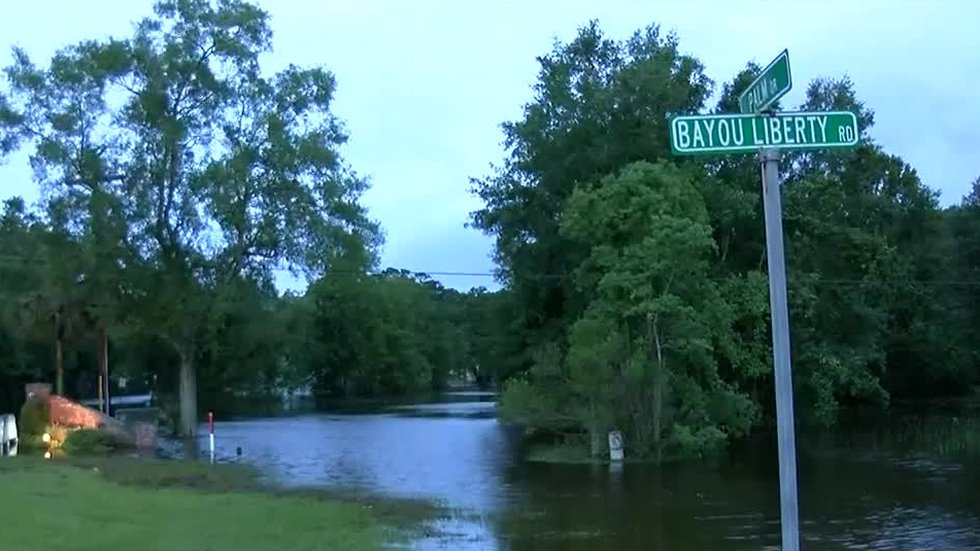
[204,405,515,515]
[187,394,980,550]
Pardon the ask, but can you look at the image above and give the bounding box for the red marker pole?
[208,411,215,464]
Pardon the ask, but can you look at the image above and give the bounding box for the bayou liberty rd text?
[669,111,859,155]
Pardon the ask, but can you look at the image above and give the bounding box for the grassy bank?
[0,457,435,551]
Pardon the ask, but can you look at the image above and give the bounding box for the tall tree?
[1,0,378,435]
[477,20,977,460]
[943,177,980,393]
[471,22,712,378]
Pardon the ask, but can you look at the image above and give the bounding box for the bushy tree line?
[3,7,977,455]
[473,22,980,460]
[0,0,510,433]
[0,194,509,427]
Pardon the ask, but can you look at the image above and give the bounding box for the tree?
[299,268,482,400]
[0,199,46,408]
[0,27,132,399]
[478,20,977,460]
[196,277,286,415]
[1,0,379,434]
[498,162,759,459]
[471,22,712,381]
[942,177,980,392]
[570,162,758,457]
[0,199,97,397]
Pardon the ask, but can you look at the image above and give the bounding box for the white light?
[41,433,51,443]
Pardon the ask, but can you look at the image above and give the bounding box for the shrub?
[62,428,121,455]
[668,424,726,459]
[19,398,49,438]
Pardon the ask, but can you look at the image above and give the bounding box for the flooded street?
[198,393,980,550]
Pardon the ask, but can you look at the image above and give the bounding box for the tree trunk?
[721,230,731,263]
[589,428,603,458]
[178,349,198,437]
[99,327,110,414]
[648,315,665,461]
[55,337,64,396]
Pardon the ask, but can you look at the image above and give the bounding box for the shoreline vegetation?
[0,456,440,551]
[521,396,980,465]
[525,445,721,465]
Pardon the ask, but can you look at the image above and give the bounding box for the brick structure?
[25,383,52,402]
[116,408,160,450]
[131,422,158,449]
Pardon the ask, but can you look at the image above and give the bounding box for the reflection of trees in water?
[496,461,754,551]
[833,412,980,460]
[494,422,980,551]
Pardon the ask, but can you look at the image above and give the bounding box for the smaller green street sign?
[669,111,859,155]
[739,49,792,114]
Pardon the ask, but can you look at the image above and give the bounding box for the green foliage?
[667,424,726,459]
[498,344,572,432]
[18,398,49,437]
[471,20,980,461]
[471,22,712,382]
[1,0,379,433]
[499,378,556,428]
[2,9,978,465]
[61,428,118,455]
[494,160,762,460]
[293,269,500,399]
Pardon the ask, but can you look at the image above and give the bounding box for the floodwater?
[196,393,980,550]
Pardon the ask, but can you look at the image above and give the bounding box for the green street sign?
[739,49,791,114]
[669,111,859,155]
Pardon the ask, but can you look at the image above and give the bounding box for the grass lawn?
[0,456,426,551]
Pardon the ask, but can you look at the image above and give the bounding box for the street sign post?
[670,50,860,551]
[759,147,800,551]
[739,49,792,113]
[669,111,858,155]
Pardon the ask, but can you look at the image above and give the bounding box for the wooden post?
[100,327,110,416]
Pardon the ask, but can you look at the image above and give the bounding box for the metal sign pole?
[760,147,801,551]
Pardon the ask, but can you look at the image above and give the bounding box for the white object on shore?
[608,430,624,462]
[1,413,18,457]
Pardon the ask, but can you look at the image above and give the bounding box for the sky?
[1,0,978,291]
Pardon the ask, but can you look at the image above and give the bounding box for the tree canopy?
[0,0,379,433]
[1,11,977,457]
[475,22,979,459]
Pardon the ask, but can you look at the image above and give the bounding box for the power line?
[385,271,500,278]
[1,254,980,289]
